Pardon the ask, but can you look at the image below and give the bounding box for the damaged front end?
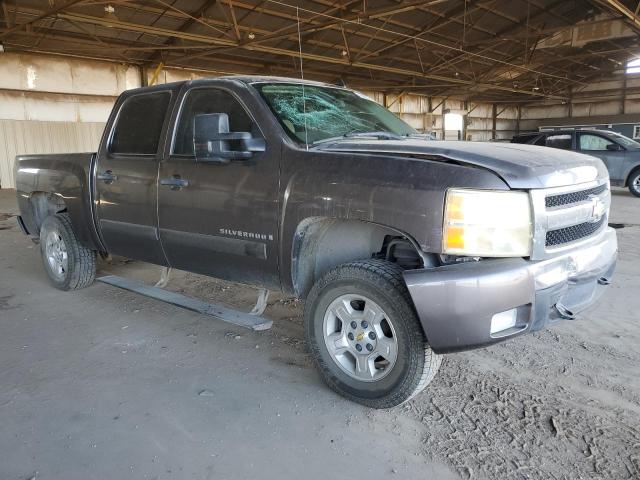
[402,179,617,354]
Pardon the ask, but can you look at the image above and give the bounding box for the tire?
[304,259,442,408]
[39,213,96,291]
[629,170,640,197]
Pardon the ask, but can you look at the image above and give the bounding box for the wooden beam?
[4,3,421,70]
[241,0,446,48]
[148,62,164,86]
[48,11,566,99]
[227,0,242,41]
[386,90,406,108]
[594,0,640,29]
[0,0,85,39]
[1,1,13,28]
[340,25,351,62]
[355,1,485,63]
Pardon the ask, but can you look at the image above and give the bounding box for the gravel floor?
[0,187,638,480]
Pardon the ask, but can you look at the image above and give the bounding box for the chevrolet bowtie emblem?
[589,195,606,223]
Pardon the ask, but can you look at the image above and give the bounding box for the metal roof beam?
[0,0,85,39]
[47,10,566,99]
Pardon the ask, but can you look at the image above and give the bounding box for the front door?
[95,90,172,265]
[158,86,280,288]
[577,132,626,180]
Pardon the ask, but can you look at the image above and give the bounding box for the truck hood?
[317,139,608,189]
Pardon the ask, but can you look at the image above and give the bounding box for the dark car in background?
[512,129,640,197]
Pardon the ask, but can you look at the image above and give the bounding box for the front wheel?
[39,213,96,290]
[304,259,441,408]
[629,170,640,197]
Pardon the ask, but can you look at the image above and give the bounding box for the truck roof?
[125,75,342,95]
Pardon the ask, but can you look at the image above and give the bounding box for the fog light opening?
[490,309,518,335]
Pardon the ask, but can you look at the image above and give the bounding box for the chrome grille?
[530,180,610,260]
[545,184,607,208]
[546,217,606,246]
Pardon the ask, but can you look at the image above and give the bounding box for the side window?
[534,135,547,146]
[173,88,254,155]
[545,134,572,150]
[579,134,616,151]
[110,92,171,155]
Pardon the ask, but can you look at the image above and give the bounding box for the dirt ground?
[0,187,638,480]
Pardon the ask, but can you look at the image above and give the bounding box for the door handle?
[97,170,117,184]
[160,175,189,191]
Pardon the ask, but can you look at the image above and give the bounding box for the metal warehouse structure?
[3,0,640,186]
[3,0,640,100]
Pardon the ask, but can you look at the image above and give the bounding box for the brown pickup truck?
[14,76,617,408]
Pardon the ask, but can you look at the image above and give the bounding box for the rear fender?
[15,154,103,250]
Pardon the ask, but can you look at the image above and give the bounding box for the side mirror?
[606,143,623,151]
[193,113,266,163]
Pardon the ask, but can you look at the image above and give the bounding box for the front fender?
[278,148,509,294]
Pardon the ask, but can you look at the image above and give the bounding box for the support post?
[622,74,627,115]
[148,62,164,86]
[462,101,468,141]
[568,87,573,118]
[441,99,446,140]
[249,289,269,316]
[491,103,497,140]
[155,267,172,288]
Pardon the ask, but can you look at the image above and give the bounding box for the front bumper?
[403,227,617,354]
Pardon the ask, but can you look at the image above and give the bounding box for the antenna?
[296,6,309,149]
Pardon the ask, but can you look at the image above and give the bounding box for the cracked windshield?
[255,82,416,145]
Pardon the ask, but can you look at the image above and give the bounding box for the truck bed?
[14,152,100,249]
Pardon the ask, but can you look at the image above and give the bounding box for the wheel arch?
[625,164,640,188]
[28,192,68,233]
[290,216,436,298]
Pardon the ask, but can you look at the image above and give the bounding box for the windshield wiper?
[405,133,436,140]
[311,130,403,146]
[345,131,404,140]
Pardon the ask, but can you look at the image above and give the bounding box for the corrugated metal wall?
[0,120,105,189]
[0,52,126,189]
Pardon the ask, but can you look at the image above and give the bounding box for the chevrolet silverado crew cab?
[15,77,617,408]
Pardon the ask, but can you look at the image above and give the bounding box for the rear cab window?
[533,135,547,146]
[511,134,541,144]
[544,134,572,150]
[110,92,171,155]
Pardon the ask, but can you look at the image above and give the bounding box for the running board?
[97,275,272,331]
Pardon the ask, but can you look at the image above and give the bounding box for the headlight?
[443,189,532,257]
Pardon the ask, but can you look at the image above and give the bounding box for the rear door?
[95,90,173,265]
[157,86,280,288]
[577,132,626,180]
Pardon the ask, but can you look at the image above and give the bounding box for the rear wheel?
[629,170,640,197]
[304,259,441,408]
[39,213,96,290]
